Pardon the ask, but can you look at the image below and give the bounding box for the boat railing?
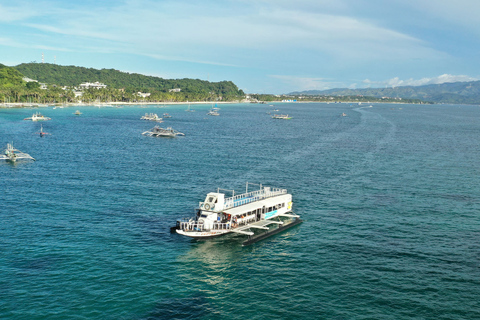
[212,222,231,230]
[178,220,231,232]
[224,187,287,209]
[178,221,205,232]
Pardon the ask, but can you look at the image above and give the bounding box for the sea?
[0,102,479,320]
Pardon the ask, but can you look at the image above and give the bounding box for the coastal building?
[137,92,151,98]
[169,88,181,92]
[79,81,107,89]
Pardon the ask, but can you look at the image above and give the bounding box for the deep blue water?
[1,103,479,319]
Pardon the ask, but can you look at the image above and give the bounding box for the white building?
[79,81,107,89]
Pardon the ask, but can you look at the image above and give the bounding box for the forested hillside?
[13,63,244,102]
[0,63,25,87]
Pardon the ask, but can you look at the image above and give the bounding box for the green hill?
[0,63,25,87]
[14,63,244,100]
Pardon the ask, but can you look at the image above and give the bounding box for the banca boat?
[142,126,185,137]
[36,124,50,137]
[141,113,163,121]
[207,109,220,116]
[272,114,292,120]
[24,112,51,121]
[172,183,302,244]
[0,143,35,162]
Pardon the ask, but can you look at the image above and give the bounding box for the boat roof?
[223,193,289,216]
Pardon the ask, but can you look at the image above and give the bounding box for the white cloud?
[13,0,439,66]
[269,75,344,91]
[363,74,478,88]
[0,3,38,22]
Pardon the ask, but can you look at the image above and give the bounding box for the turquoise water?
[1,103,479,319]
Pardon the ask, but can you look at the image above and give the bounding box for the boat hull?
[176,229,231,238]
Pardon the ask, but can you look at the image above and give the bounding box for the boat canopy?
[223,194,288,216]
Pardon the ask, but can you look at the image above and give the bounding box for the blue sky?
[1,0,479,94]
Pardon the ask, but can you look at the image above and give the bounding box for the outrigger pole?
[242,217,303,246]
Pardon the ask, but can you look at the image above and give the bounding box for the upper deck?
[224,186,287,209]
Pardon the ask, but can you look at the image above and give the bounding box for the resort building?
[79,81,107,89]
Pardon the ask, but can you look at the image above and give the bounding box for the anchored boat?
[206,109,220,116]
[142,126,185,137]
[172,183,302,245]
[141,113,163,122]
[24,112,51,121]
[0,143,35,162]
[271,114,292,120]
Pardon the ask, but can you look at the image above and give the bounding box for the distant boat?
[272,114,292,120]
[142,126,185,137]
[24,112,51,121]
[141,113,163,122]
[0,143,35,162]
[207,109,220,116]
[341,112,347,117]
[74,110,82,115]
[185,105,195,112]
[162,113,172,118]
[36,124,50,137]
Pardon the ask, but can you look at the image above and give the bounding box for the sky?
[1,0,480,94]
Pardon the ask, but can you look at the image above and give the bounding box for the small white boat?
[0,143,35,162]
[74,110,82,115]
[24,112,51,121]
[207,109,220,116]
[272,114,292,120]
[142,126,185,137]
[172,183,301,244]
[341,112,347,117]
[185,105,195,112]
[162,113,172,118]
[141,113,163,122]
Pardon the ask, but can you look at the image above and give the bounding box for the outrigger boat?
[0,143,35,162]
[172,183,302,245]
[141,113,163,122]
[162,113,172,118]
[36,124,50,137]
[24,112,51,121]
[142,126,185,137]
[272,114,292,120]
[206,109,220,116]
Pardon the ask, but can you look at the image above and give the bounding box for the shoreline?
[0,100,436,109]
[0,100,246,108]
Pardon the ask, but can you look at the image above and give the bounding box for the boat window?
[208,197,214,202]
[200,214,208,218]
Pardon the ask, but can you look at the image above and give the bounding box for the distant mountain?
[291,81,480,104]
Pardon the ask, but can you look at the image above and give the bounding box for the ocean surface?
[1,102,479,319]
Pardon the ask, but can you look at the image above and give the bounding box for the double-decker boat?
[172,183,302,244]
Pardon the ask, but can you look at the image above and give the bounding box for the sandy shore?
[0,100,251,108]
